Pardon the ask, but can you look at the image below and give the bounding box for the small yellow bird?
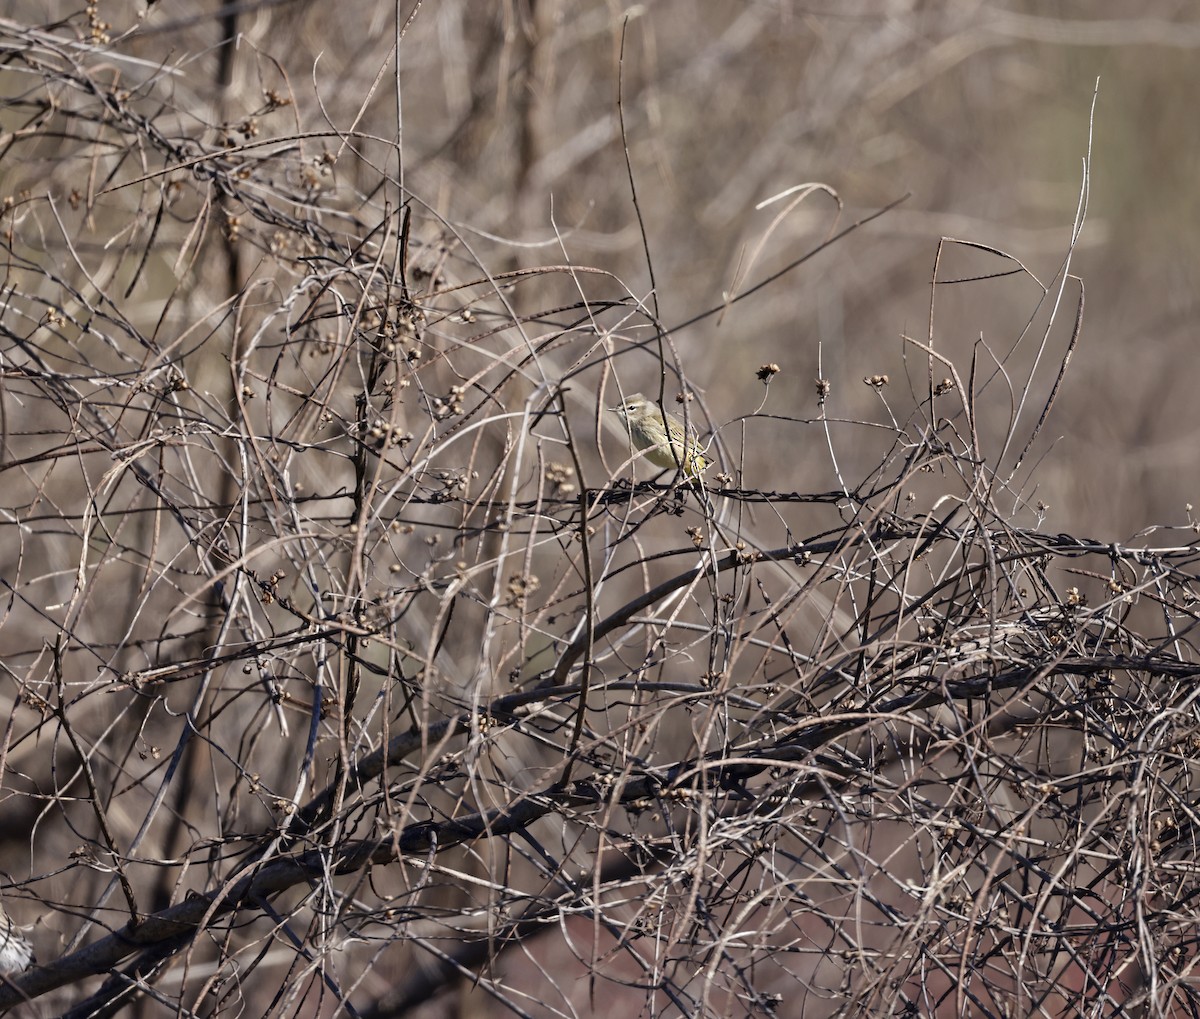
[608,393,708,479]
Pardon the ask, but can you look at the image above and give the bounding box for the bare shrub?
[0,6,1196,1019]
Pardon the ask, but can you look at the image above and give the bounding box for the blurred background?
[6,0,1193,533]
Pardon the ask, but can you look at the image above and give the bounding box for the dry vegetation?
[0,3,1199,1017]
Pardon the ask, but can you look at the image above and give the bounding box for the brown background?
[1,2,1199,1015]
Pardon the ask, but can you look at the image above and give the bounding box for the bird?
[0,903,34,975]
[608,393,708,479]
